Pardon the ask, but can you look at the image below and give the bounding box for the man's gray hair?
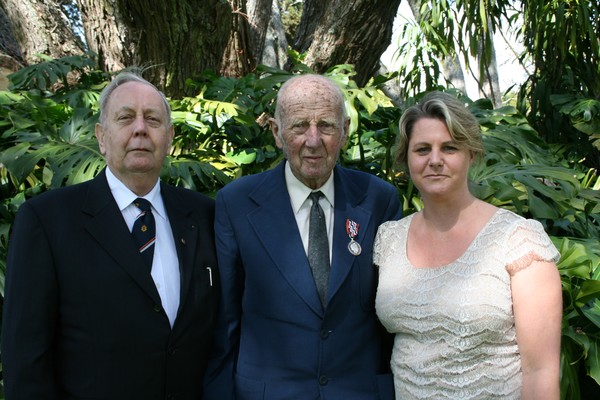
[98,71,172,127]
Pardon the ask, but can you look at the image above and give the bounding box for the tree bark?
[260,0,288,68]
[246,0,272,65]
[293,0,402,87]
[0,5,24,68]
[475,12,501,107]
[442,54,467,94]
[478,39,501,107]
[0,0,84,65]
[3,0,404,93]
[77,0,240,97]
[220,0,254,77]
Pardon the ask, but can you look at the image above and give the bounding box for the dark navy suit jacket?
[2,169,219,400]
[204,162,402,400]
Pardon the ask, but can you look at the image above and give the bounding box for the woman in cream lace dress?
[374,92,562,399]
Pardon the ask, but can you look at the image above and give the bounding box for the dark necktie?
[308,191,330,306]
[132,198,155,269]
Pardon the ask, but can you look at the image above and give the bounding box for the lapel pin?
[346,219,362,256]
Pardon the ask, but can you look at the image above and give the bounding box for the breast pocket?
[188,264,218,311]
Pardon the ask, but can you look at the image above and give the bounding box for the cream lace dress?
[374,209,560,399]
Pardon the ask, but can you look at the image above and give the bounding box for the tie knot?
[134,198,152,212]
[309,191,323,204]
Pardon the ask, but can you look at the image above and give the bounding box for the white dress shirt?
[284,162,335,262]
[105,167,180,327]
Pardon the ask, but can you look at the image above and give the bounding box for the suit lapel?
[160,185,199,315]
[328,167,372,301]
[82,170,162,305]
[247,163,324,316]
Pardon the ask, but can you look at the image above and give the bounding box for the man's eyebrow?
[113,105,163,114]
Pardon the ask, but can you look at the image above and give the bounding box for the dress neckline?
[403,208,503,270]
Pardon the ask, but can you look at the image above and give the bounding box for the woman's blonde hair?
[395,91,484,170]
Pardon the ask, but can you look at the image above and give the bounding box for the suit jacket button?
[320,329,330,339]
[153,304,162,313]
[168,347,177,356]
[319,375,328,386]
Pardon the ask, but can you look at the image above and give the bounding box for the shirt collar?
[105,167,166,219]
[285,161,335,215]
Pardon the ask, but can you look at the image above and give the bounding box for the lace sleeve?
[505,218,560,275]
[373,222,390,269]
[373,218,409,270]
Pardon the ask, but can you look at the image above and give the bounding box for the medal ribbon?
[346,219,359,239]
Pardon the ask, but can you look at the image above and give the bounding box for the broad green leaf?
[587,340,600,386]
[227,149,257,165]
[576,282,600,310]
[0,143,40,182]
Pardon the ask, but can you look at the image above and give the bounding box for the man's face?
[95,81,174,184]
[271,78,349,189]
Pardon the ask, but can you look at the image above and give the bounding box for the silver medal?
[348,239,362,256]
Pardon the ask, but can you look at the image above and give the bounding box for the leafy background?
[0,55,599,399]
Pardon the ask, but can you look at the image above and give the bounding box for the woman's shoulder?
[378,212,414,232]
[493,208,546,233]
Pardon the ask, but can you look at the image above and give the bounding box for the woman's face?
[407,117,473,200]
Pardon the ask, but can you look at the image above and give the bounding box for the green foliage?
[392,15,446,97]
[551,94,600,152]
[1,55,599,397]
[393,0,513,98]
[394,0,599,170]
[7,53,100,93]
[518,0,600,168]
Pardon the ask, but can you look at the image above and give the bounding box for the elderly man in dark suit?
[203,74,402,400]
[2,72,219,400]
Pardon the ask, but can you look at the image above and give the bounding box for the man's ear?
[341,117,350,146]
[269,118,284,149]
[95,123,107,155]
[166,125,175,152]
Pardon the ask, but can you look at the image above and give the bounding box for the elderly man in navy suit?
[2,72,219,399]
[204,74,402,399]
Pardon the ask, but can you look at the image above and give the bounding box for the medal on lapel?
[346,219,362,256]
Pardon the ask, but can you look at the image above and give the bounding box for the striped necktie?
[132,198,155,269]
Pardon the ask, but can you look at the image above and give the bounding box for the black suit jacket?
[2,169,219,400]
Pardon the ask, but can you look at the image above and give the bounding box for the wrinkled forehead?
[108,81,167,112]
[279,80,344,120]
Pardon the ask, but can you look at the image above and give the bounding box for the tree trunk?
[478,39,501,107]
[293,0,402,87]
[260,0,288,69]
[220,0,254,77]
[3,0,403,93]
[0,5,24,67]
[0,0,84,65]
[77,0,242,97]
[246,0,272,65]
[442,54,467,94]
